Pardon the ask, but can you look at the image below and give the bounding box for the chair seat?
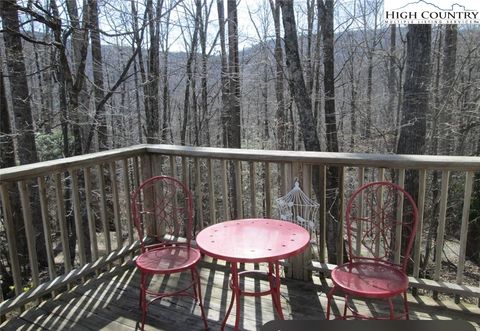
[136,246,201,273]
[331,262,409,298]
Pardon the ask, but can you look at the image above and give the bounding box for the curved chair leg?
[326,286,337,320]
[343,294,349,319]
[403,291,409,320]
[140,272,148,331]
[388,297,395,320]
[192,267,209,330]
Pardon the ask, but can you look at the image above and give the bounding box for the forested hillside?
[1,1,478,158]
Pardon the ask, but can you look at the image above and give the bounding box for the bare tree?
[145,0,163,143]
[226,0,241,150]
[88,0,107,151]
[397,25,431,156]
[279,0,320,152]
[319,0,342,263]
[439,24,458,155]
[217,0,230,148]
[397,25,431,268]
[180,0,201,145]
[1,0,47,268]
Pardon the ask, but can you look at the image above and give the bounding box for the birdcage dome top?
[275,180,320,231]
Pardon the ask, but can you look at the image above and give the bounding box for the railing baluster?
[265,161,272,218]
[356,167,365,256]
[122,159,134,244]
[194,158,204,230]
[133,156,140,189]
[319,165,327,263]
[434,171,450,285]
[337,166,345,264]
[456,171,474,303]
[70,169,86,265]
[413,169,427,278]
[169,155,176,177]
[394,169,405,264]
[54,173,72,272]
[235,160,243,219]
[109,162,122,248]
[221,159,229,220]
[153,154,162,176]
[303,163,312,197]
[280,163,286,196]
[141,153,152,183]
[37,176,56,279]
[0,184,23,297]
[84,167,98,260]
[378,167,385,181]
[207,158,216,224]
[182,156,188,188]
[18,180,40,287]
[249,162,256,218]
[97,164,111,254]
[374,172,383,258]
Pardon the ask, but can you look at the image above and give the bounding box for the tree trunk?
[269,0,287,150]
[387,25,397,133]
[0,70,15,169]
[466,142,480,264]
[226,0,241,149]
[423,28,443,274]
[226,0,242,218]
[161,8,172,144]
[199,0,210,146]
[88,0,107,151]
[397,25,431,265]
[439,24,457,155]
[181,0,201,146]
[349,48,357,151]
[397,25,431,156]
[1,0,48,268]
[319,0,342,263]
[144,0,163,144]
[217,0,229,147]
[65,0,89,156]
[364,0,379,140]
[0,68,29,293]
[279,0,320,152]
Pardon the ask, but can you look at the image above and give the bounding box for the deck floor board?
[2,259,479,331]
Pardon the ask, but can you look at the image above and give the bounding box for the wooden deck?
[2,257,479,331]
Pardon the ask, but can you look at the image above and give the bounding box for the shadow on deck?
[2,257,479,331]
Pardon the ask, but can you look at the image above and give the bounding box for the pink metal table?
[196,218,310,331]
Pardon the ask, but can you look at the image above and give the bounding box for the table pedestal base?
[221,262,284,331]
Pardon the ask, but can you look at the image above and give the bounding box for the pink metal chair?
[326,181,418,320]
[131,176,208,330]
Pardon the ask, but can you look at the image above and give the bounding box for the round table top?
[196,218,310,263]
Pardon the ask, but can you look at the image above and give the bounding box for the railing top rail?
[146,145,480,171]
[0,145,149,182]
[1,144,479,183]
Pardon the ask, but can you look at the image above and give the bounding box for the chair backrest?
[131,176,194,252]
[345,181,418,271]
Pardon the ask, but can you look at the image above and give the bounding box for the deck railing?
[1,144,479,316]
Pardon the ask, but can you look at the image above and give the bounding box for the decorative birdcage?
[275,180,320,232]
